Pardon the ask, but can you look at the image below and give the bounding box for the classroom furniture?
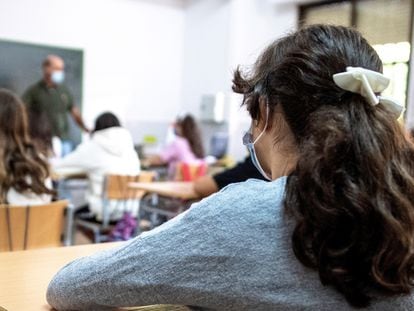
[129,182,199,229]
[53,168,89,209]
[51,167,88,181]
[0,242,122,310]
[76,171,156,243]
[174,162,207,182]
[129,182,198,201]
[0,200,74,252]
[0,242,193,311]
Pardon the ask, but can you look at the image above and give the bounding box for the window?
[299,0,413,113]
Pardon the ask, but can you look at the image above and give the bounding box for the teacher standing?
[23,54,89,155]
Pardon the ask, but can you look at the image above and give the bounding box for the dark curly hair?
[0,89,54,203]
[233,24,414,308]
[93,112,121,134]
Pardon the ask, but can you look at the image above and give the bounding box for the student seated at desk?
[48,25,414,310]
[0,89,53,205]
[194,156,267,198]
[53,112,140,220]
[147,114,205,179]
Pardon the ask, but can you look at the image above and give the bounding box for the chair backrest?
[0,200,68,252]
[105,171,156,200]
[174,162,207,181]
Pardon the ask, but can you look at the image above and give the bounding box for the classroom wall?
[180,0,297,160]
[0,0,185,143]
[181,0,233,116]
[181,0,297,115]
[226,0,298,160]
[0,0,299,158]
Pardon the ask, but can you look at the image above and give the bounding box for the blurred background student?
[146,114,205,179]
[194,156,267,198]
[23,55,89,156]
[52,112,140,220]
[0,89,54,205]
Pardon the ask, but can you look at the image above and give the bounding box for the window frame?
[298,0,414,119]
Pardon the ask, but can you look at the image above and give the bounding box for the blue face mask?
[243,105,272,181]
[51,70,65,84]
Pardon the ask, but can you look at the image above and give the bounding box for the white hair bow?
[333,66,404,119]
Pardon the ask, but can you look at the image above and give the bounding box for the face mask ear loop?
[252,104,269,145]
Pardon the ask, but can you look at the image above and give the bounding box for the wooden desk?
[51,168,87,181]
[0,242,193,311]
[128,182,199,201]
[0,242,122,311]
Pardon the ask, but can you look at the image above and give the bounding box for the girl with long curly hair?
[48,25,414,310]
[0,89,53,204]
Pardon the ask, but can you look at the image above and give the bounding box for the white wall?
[226,0,298,160]
[181,0,297,116]
[181,0,232,115]
[0,0,185,143]
[181,0,297,159]
[0,0,299,157]
[228,0,297,67]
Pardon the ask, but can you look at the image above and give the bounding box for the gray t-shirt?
[47,177,414,310]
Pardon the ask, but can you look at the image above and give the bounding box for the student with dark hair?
[0,89,54,204]
[53,112,140,220]
[48,25,413,310]
[92,112,121,133]
[147,114,205,178]
[194,156,267,198]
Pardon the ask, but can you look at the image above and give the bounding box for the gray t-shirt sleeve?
[47,178,290,311]
[47,194,240,311]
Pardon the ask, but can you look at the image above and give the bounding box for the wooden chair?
[0,200,74,252]
[138,163,204,229]
[76,171,156,243]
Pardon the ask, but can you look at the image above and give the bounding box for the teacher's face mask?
[51,70,65,84]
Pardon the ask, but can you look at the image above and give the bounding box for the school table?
[128,182,199,201]
[0,243,193,311]
[51,167,88,181]
[0,242,122,311]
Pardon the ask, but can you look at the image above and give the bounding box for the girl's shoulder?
[219,176,287,201]
[185,176,288,224]
[171,136,189,147]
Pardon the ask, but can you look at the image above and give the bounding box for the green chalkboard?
[0,39,83,144]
